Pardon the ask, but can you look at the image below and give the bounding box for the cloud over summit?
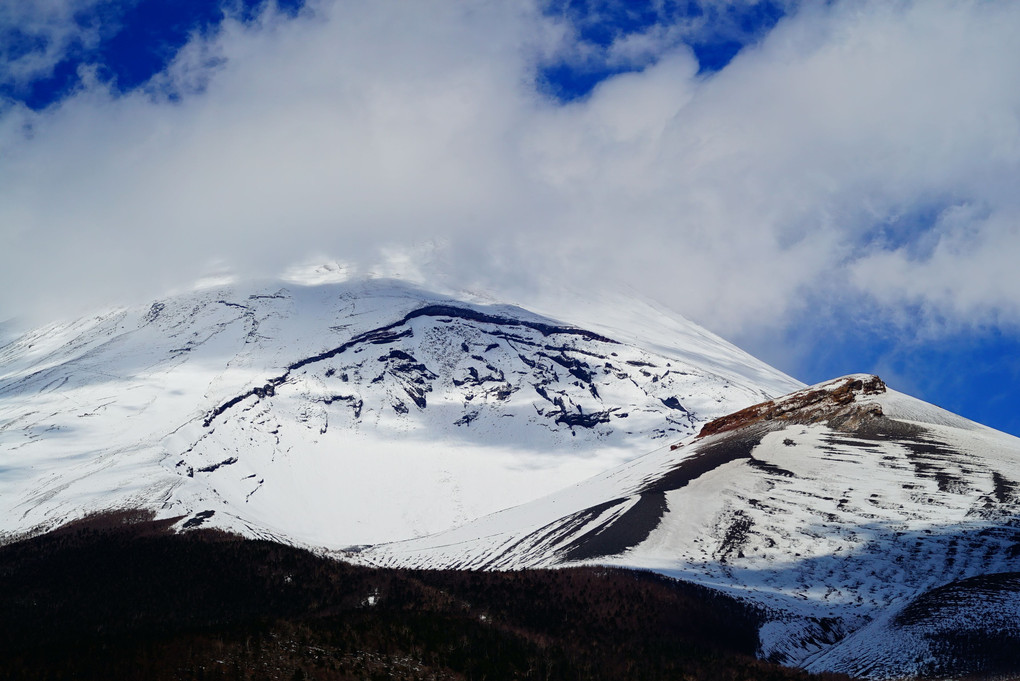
[2,0,1019,348]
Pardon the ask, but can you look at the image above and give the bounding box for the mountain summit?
[0,277,798,546]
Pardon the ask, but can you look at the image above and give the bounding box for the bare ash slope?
[360,375,1020,679]
[0,277,799,548]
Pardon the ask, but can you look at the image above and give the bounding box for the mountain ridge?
[357,374,1020,677]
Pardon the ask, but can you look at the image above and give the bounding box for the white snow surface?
[359,376,1020,678]
[0,276,799,546]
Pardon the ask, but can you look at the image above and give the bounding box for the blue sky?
[1,0,1019,436]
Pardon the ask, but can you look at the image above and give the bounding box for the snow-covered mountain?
[8,276,1018,678]
[359,375,1020,678]
[0,276,799,547]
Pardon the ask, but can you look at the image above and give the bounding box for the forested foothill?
[0,511,852,681]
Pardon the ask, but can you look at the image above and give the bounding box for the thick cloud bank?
[2,0,1019,344]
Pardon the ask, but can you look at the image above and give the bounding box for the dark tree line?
[0,511,854,681]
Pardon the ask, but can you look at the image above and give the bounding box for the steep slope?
[0,277,799,547]
[806,571,1020,678]
[359,375,1020,678]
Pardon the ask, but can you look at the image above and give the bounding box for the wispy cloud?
[0,0,111,91]
[1,0,1018,354]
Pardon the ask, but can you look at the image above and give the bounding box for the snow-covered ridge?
[0,277,798,547]
[358,375,1020,678]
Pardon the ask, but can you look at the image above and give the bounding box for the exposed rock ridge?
[696,374,886,439]
[203,304,617,427]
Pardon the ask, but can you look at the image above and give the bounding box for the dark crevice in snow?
[181,510,215,528]
[196,457,238,473]
[992,472,1017,504]
[454,411,479,427]
[143,302,165,323]
[660,396,688,412]
[554,408,613,429]
[322,395,363,419]
[715,510,754,563]
[747,458,795,478]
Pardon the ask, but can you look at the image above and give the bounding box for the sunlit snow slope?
[0,277,799,547]
[360,375,1020,679]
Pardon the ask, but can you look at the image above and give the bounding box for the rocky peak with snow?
[0,276,799,547]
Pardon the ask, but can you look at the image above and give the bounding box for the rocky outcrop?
[696,375,886,439]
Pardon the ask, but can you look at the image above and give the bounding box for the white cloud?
[1,0,1019,347]
[0,0,113,92]
[851,206,1020,331]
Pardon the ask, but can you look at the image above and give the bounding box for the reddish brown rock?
[696,375,887,439]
